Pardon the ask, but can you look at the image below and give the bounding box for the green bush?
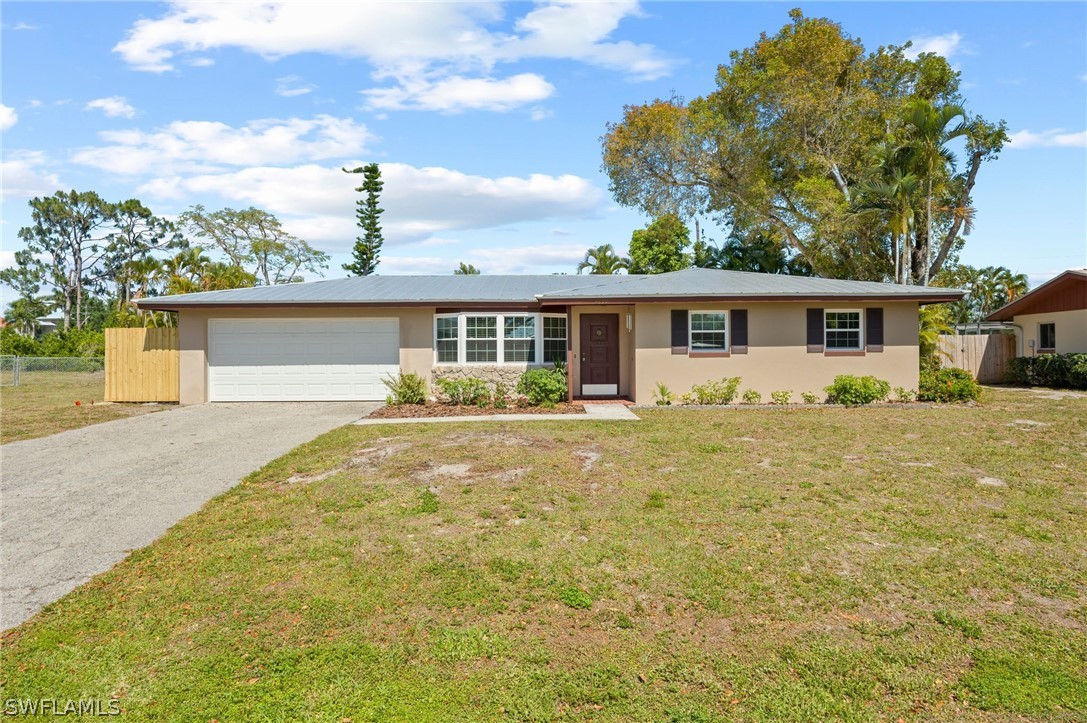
[436,376,490,406]
[770,390,792,405]
[1006,353,1087,390]
[800,391,821,404]
[383,372,428,405]
[893,386,916,402]
[918,368,981,402]
[689,376,742,405]
[742,389,762,404]
[517,368,567,407]
[493,381,510,409]
[652,381,674,406]
[824,375,891,405]
[0,327,106,357]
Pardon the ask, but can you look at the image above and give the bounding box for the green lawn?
[2,388,1085,720]
[0,372,170,443]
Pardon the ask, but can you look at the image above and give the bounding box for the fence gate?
[937,333,1016,384]
[105,328,180,402]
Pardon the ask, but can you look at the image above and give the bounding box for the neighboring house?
[136,268,962,405]
[986,269,1087,356]
[36,316,63,337]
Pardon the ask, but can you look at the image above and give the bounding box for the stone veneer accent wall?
[432,365,543,390]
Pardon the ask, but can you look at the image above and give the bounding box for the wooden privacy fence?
[938,333,1016,384]
[105,328,180,402]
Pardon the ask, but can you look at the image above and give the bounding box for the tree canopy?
[601,9,1007,284]
[627,214,691,274]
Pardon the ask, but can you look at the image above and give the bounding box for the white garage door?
[208,318,399,401]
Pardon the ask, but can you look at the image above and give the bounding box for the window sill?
[689,351,730,358]
[824,350,865,357]
[1037,348,1056,355]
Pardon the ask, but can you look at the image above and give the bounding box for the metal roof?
[537,268,963,301]
[137,268,963,310]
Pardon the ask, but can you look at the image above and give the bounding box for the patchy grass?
[0,372,170,443]
[2,388,1085,720]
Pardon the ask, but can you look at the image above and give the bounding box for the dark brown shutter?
[866,308,884,352]
[807,308,824,353]
[671,310,688,353]
[731,309,748,353]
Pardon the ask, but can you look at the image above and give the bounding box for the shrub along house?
[136,268,962,405]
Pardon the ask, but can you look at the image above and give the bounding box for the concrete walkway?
[354,403,639,425]
[1,402,377,631]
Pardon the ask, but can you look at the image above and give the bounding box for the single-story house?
[985,269,1087,355]
[136,268,962,405]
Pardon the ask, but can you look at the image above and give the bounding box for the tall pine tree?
[343,163,384,276]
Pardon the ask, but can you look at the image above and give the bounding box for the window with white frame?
[435,316,459,363]
[690,311,728,352]
[543,316,567,364]
[825,310,862,350]
[435,313,567,365]
[1039,322,1056,351]
[465,316,498,362]
[504,315,535,362]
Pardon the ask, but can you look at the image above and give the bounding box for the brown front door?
[579,314,619,396]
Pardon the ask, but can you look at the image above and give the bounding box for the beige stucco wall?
[1013,309,1087,355]
[177,306,434,404]
[569,305,635,398]
[632,302,920,403]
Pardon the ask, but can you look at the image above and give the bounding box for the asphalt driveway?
[1,402,378,631]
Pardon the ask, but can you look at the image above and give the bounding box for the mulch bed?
[369,403,586,419]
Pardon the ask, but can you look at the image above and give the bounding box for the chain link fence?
[0,356,106,387]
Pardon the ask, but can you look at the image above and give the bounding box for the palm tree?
[903,99,968,285]
[577,244,629,275]
[453,262,480,275]
[854,168,920,284]
[201,262,257,291]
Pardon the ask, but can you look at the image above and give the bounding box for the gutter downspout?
[997,322,1024,357]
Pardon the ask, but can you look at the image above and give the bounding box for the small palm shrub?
[918,368,981,402]
[517,368,567,407]
[770,390,792,405]
[689,377,742,405]
[801,391,821,404]
[383,372,428,405]
[824,375,891,405]
[742,389,762,404]
[436,377,490,406]
[653,381,674,406]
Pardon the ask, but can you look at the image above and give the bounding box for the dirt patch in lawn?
[369,402,585,419]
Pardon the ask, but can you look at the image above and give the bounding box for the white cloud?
[71,115,373,174]
[276,74,316,97]
[0,151,62,199]
[380,243,587,275]
[1007,128,1087,149]
[905,32,963,59]
[0,104,17,131]
[113,1,672,112]
[85,96,136,119]
[138,162,606,248]
[364,73,554,113]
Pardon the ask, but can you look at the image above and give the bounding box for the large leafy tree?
[627,214,691,275]
[601,9,1007,284]
[343,163,384,276]
[104,199,184,308]
[179,205,329,285]
[2,190,114,329]
[577,244,629,275]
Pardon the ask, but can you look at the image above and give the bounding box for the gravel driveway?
[1,402,378,631]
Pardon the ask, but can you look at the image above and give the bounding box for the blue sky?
[2,1,1085,291]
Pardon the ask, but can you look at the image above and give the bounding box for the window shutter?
[731,309,748,353]
[807,308,824,353]
[671,310,688,353]
[866,308,884,352]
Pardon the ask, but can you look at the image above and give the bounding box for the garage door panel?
[208,318,400,401]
